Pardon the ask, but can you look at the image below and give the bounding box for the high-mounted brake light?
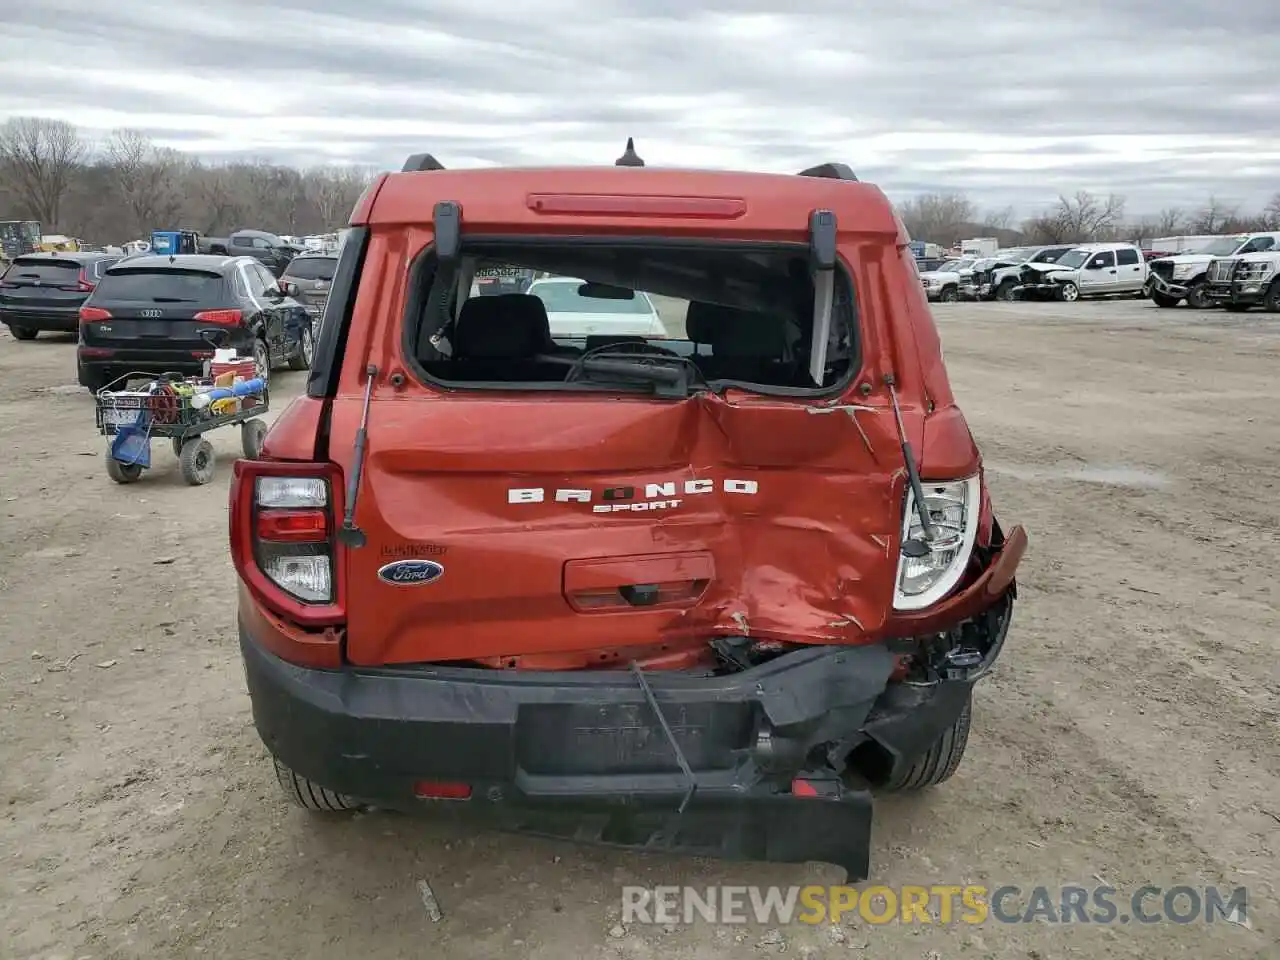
[79,306,112,323]
[193,308,243,326]
[229,461,346,627]
[526,194,746,219]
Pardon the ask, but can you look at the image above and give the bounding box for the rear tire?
[287,327,313,371]
[241,418,267,459]
[879,693,972,791]
[252,337,271,382]
[1151,291,1180,308]
[105,450,144,484]
[8,324,37,340]
[178,437,216,485]
[273,758,358,812]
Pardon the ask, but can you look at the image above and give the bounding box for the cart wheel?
[178,437,216,486]
[241,419,267,459]
[105,450,143,484]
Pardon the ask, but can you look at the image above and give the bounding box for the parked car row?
[915,232,1280,310]
[1,251,319,390]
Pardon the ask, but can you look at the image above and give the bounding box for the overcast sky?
[3,0,1277,217]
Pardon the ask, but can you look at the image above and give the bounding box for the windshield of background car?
[95,268,225,301]
[283,257,336,281]
[1055,250,1090,269]
[530,281,654,315]
[1195,236,1248,256]
[403,242,859,395]
[938,260,965,272]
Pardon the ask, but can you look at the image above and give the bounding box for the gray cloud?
[2,0,1278,216]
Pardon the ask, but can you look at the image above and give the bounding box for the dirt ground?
[1,300,1277,960]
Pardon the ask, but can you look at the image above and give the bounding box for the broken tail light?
[893,475,981,611]
[229,461,346,627]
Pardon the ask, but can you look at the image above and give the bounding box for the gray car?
[279,251,338,324]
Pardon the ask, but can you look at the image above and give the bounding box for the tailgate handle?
[618,584,661,607]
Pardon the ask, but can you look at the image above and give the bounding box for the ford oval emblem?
[377,559,444,585]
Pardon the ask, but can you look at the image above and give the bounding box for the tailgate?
[329,391,907,667]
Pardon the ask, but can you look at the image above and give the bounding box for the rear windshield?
[95,269,225,302]
[403,241,859,397]
[283,257,337,281]
[5,258,82,283]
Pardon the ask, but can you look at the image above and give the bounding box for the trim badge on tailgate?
[377,560,445,586]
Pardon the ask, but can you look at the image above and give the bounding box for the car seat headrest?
[454,294,551,358]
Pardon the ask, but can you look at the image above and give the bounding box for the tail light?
[229,460,345,628]
[80,306,112,323]
[194,308,243,326]
[74,270,95,292]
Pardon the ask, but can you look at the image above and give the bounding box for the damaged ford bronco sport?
[229,142,1027,880]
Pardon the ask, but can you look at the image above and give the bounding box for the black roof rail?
[797,163,858,182]
[402,153,445,172]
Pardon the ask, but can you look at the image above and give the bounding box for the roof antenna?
[615,137,644,167]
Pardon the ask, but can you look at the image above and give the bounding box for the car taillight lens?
[893,475,981,611]
[229,462,345,627]
[193,308,243,326]
[80,306,112,323]
[75,270,95,292]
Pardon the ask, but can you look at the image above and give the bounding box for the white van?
[1012,242,1148,301]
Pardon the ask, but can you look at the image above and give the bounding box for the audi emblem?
[140,309,163,318]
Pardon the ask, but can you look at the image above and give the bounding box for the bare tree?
[1154,208,1184,234]
[896,192,976,247]
[104,129,184,236]
[0,116,88,229]
[1262,194,1280,231]
[1188,196,1238,234]
[982,205,1016,232]
[304,166,373,229]
[1022,191,1125,244]
[191,165,247,235]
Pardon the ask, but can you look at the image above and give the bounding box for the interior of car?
[402,241,859,394]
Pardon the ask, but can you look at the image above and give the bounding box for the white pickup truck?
[1146,232,1280,308]
[918,258,975,302]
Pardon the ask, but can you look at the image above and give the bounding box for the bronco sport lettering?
[228,142,1026,881]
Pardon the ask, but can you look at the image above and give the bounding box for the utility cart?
[95,372,270,485]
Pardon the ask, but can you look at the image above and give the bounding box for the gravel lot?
[2,300,1277,959]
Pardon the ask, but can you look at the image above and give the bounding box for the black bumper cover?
[240,627,984,877]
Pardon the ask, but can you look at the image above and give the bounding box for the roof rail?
[797,163,858,182]
[402,153,445,172]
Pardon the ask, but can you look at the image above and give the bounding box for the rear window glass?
[96,269,225,302]
[528,280,657,317]
[6,258,82,282]
[283,257,336,281]
[404,242,859,396]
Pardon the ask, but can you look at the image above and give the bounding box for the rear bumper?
[240,582,1013,876]
[0,306,80,332]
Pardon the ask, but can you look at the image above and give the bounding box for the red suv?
[229,146,1026,879]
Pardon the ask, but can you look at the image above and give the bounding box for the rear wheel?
[105,449,144,484]
[273,758,358,812]
[8,324,37,341]
[241,418,267,459]
[1151,291,1181,308]
[178,437,216,485]
[879,693,972,791]
[1056,282,1080,302]
[288,326,314,371]
[252,337,271,382]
